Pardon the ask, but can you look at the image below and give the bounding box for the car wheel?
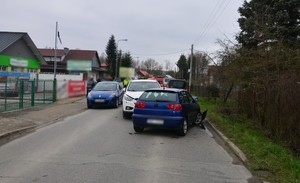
[87,105,92,109]
[123,111,132,119]
[194,113,202,125]
[114,99,119,108]
[123,111,128,119]
[178,119,188,136]
[134,125,144,133]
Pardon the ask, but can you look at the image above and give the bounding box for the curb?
[206,120,248,163]
[0,125,37,139]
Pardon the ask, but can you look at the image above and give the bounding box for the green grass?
[199,97,300,183]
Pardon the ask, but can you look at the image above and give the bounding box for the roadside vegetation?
[199,97,300,183]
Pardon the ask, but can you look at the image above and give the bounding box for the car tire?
[123,111,128,119]
[134,125,144,133]
[87,105,92,109]
[178,119,188,136]
[123,111,131,119]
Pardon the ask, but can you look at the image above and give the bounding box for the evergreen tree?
[105,35,117,78]
[176,54,189,79]
[120,52,133,67]
[237,0,300,48]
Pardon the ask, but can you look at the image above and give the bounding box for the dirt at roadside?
[0,97,87,136]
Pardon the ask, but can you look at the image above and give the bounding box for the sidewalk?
[0,96,87,139]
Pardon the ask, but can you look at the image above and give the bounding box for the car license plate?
[147,119,164,125]
[95,99,105,103]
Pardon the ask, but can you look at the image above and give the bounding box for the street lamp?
[115,39,128,79]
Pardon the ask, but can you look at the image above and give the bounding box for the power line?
[194,0,232,47]
[131,49,190,57]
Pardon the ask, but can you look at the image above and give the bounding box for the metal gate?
[0,79,56,112]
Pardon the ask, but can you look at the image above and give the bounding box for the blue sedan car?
[87,81,124,109]
[132,88,206,136]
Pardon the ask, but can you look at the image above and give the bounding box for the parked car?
[147,77,164,87]
[0,83,18,97]
[122,79,161,119]
[132,88,206,136]
[163,77,172,87]
[87,81,124,108]
[166,79,189,90]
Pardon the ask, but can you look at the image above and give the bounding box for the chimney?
[64,47,69,55]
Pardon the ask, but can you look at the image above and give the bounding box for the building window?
[28,69,37,73]
[0,66,7,71]
[44,56,61,62]
[12,67,25,72]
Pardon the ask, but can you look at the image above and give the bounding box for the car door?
[179,91,193,126]
[181,91,200,124]
[118,83,124,101]
[185,91,200,123]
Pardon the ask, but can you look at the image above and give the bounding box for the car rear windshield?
[127,82,160,91]
[168,80,186,89]
[139,91,177,102]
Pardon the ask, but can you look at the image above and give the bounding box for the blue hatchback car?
[87,81,124,108]
[132,88,205,136]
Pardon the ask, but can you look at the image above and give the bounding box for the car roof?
[144,88,185,92]
[130,79,159,83]
[168,79,187,82]
[98,81,119,84]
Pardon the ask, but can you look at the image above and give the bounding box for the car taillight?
[135,101,146,108]
[167,104,182,111]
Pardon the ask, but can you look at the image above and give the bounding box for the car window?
[93,83,117,91]
[179,91,190,103]
[127,82,160,91]
[140,91,177,102]
[168,80,186,89]
[185,91,194,103]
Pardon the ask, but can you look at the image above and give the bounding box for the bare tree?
[165,60,171,71]
[142,59,158,72]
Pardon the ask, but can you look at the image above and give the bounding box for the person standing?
[96,76,102,83]
[123,78,130,88]
[86,77,95,95]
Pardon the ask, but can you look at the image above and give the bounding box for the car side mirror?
[192,96,198,103]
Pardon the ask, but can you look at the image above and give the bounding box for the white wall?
[38,73,83,81]
[38,73,85,99]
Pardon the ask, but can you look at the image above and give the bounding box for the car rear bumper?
[132,114,184,129]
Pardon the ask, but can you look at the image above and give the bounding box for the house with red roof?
[39,48,107,80]
[138,69,153,79]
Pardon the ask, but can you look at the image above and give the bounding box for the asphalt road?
[0,106,254,183]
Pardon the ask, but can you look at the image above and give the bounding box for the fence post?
[4,80,7,111]
[19,80,24,109]
[31,80,35,107]
[53,78,57,102]
[43,80,46,104]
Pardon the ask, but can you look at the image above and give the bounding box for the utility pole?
[188,44,193,92]
[53,21,58,79]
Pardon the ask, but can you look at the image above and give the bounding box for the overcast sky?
[2,0,243,68]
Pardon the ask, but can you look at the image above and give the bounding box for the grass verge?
[199,97,300,183]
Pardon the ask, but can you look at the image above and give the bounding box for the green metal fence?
[0,79,56,112]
